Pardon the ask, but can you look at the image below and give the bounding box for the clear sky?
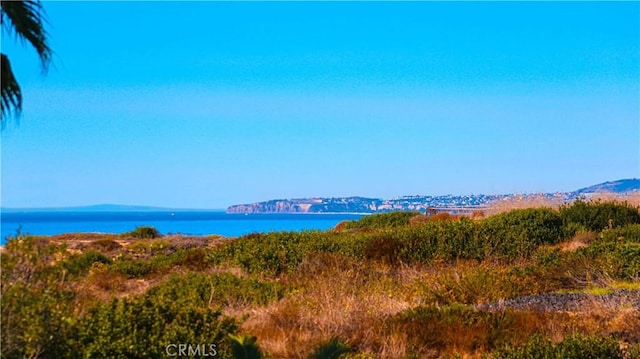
[1,1,639,209]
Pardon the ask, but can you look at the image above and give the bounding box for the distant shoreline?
[1,207,226,213]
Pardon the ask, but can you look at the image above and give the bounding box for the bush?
[394,218,483,263]
[1,282,76,358]
[126,226,162,239]
[90,238,123,252]
[69,293,238,358]
[65,272,281,358]
[601,224,640,243]
[364,234,403,265]
[560,199,640,233]
[1,236,76,358]
[111,247,212,278]
[571,240,640,281]
[146,273,284,307]
[63,250,112,276]
[480,208,564,260]
[491,334,623,359]
[309,338,351,359]
[208,230,371,277]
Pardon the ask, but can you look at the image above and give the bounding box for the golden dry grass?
[486,191,640,217]
[237,251,640,358]
[558,230,596,252]
[241,253,423,358]
[590,191,640,207]
[485,193,566,216]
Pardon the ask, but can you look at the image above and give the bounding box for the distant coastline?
[226,178,640,214]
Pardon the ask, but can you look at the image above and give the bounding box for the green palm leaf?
[309,338,351,359]
[229,334,263,359]
[1,0,51,121]
[1,53,22,120]
[1,0,51,70]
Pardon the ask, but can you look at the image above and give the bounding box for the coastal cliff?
[227,197,382,214]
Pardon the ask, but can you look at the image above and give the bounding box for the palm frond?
[309,338,351,359]
[228,334,263,359]
[1,0,52,71]
[1,53,22,121]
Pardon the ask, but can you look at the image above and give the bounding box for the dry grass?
[590,191,640,207]
[557,298,640,343]
[558,230,596,252]
[241,253,422,358]
[409,212,465,225]
[486,193,566,216]
[237,250,640,358]
[486,191,640,217]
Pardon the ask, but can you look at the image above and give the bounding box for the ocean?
[0,211,364,245]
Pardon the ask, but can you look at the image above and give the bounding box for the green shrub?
[309,337,351,359]
[110,258,156,278]
[571,240,640,281]
[560,199,640,232]
[126,226,162,239]
[211,210,571,274]
[601,224,640,243]
[90,238,123,252]
[480,208,564,260]
[63,250,112,276]
[229,334,263,359]
[1,236,76,358]
[533,246,563,268]
[69,293,237,358]
[65,273,279,358]
[391,219,482,264]
[146,273,284,307]
[364,234,403,264]
[111,247,212,278]
[208,230,371,277]
[208,208,572,276]
[491,334,623,359]
[1,283,76,358]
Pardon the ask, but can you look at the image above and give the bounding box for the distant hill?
[226,178,640,214]
[574,179,640,195]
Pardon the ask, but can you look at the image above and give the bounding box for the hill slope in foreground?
[2,199,640,358]
[228,178,640,214]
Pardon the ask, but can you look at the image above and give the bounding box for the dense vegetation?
[2,199,640,358]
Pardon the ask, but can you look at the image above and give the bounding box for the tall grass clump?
[390,304,531,357]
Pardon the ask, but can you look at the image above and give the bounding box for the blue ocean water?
[0,211,364,244]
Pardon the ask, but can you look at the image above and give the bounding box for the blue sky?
[1,1,639,209]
